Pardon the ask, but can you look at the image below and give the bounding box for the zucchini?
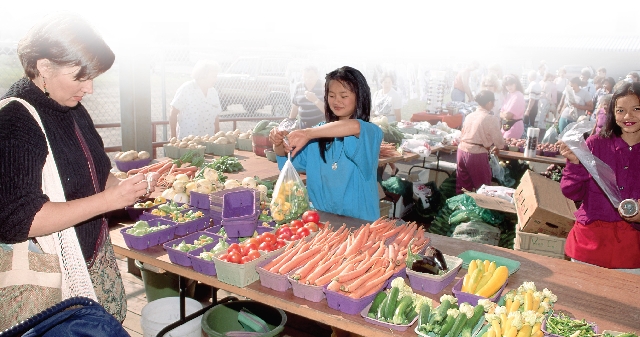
[429,300,452,325]
[418,302,431,326]
[448,312,469,337]
[376,294,389,320]
[253,120,270,133]
[368,292,387,317]
[392,296,413,325]
[461,305,485,337]
[438,314,456,337]
[384,286,400,321]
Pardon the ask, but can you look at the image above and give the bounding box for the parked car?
[216,57,292,116]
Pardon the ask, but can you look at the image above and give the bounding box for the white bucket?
[141,297,203,337]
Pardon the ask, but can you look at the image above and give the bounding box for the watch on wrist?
[619,199,639,218]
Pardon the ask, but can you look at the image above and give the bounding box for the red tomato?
[261,232,277,244]
[227,243,242,255]
[296,227,311,238]
[277,233,291,241]
[290,234,301,241]
[242,243,258,256]
[275,226,292,237]
[290,219,305,229]
[274,239,286,249]
[258,241,273,252]
[219,253,229,261]
[247,250,261,261]
[227,252,242,264]
[244,238,260,247]
[304,222,319,232]
[302,210,320,224]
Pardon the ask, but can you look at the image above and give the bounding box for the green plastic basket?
[212,251,270,287]
[236,138,253,151]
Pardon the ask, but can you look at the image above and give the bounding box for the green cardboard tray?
[457,250,520,275]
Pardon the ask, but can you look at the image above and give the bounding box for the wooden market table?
[407,145,458,176]
[496,150,566,166]
[111,211,640,336]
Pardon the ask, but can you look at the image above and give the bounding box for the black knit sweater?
[0,78,111,261]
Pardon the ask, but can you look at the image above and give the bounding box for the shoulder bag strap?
[0,97,97,301]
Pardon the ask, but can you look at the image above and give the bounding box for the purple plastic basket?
[120,224,176,251]
[163,231,220,267]
[124,198,158,221]
[222,190,259,221]
[541,313,598,337]
[256,223,276,235]
[325,285,382,315]
[187,237,228,276]
[162,210,209,236]
[210,187,256,205]
[407,254,463,294]
[451,276,507,306]
[288,275,326,302]
[221,218,258,238]
[256,257,291,292]
[189,192,211,209]
[384,268,408,289]
[115,157,152,172]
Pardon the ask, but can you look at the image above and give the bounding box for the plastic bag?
[489,154,506,184]
[541,124,558,144]
[451,221,501,246]
[270,157,309,224]
[400,139,431,157]
[561,121,622,207]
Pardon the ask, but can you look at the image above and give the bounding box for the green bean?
[546,313,596,337]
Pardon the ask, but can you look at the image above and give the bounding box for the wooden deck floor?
[115,254,330,337]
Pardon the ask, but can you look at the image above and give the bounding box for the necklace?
[331,140,343,170]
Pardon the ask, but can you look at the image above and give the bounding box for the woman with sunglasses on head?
[269,66,383,222]
[558,81,640,273]
[499,74,526,139]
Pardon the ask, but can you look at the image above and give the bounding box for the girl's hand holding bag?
[0,97,96,330]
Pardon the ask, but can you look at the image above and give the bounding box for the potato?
[213,137,228,144]
[118,150,138,161]
[114,151,123,160]
[215,131,226,137]
[137,151,150,159]
[179,141,189,148]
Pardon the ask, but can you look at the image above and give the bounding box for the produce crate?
[265,150,277,162]
[115,157,152,172]
[256,258,292,292]
[541,313,598,337]
[325,286,381,315]
[252,133,273,147]
[213,251,271,287]
[157,211,209,237]
[406,254,463,294]
[163,231,221,267]
[236,138,253,151]
[124,197,158,221]
[451,277,507,306]
[179,146,205,158]
[222,189,259,221]
[513,225,567,259]
[288,276,326,302]
[253,144,271,157]
[120,224,176,251]
[163,144,180,159]
[208,142,235,156]
[189,192,211,210]
[187,236,231,276]
[360,302,418,332]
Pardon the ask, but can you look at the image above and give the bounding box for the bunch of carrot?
[261,217,431,299]
[125,159,199,187]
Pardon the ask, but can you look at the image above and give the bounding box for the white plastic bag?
[400,139,431,157]
[561,121,622,207]
[489,154,506,184]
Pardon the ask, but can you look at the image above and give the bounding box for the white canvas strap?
[0,241,61,288]
[0,97,97,301]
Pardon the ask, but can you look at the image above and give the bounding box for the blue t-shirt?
[276,120,383,221]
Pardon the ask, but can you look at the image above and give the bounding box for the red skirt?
[565,220,640,269]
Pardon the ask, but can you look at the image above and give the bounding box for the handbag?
[501,119,522,131]
[0,97,97,331]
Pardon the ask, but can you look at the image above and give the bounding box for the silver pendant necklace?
[331,140,343,170]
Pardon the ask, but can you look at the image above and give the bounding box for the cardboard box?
[513,225,566,259]
[514,171,577,238]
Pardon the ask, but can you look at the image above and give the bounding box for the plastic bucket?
[201,300,286,337]
[135,260,195,302]
[141,297,203,337]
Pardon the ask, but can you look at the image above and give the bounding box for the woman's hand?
[286,129,312,158]
[102,173,151,210]
[269,128,289,156]
[621,202,640,223]
[558,141,579,164]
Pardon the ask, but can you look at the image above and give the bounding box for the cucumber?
[392,296,413,325]
[429,300,452,325]
[376,294,389,320]
[384,286,400,321]
[460,305,485,337]
[447,312,469,337]
[438,314,457,337]
[368,291,387,317]
[418,302,431,326]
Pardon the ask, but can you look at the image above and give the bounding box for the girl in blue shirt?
[270,66,383,221]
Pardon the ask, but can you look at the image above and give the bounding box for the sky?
[1,0,637,62]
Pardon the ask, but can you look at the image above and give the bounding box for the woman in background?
[500,74,526,139]
[480,74,503,115]
[288,65,326,129]
[523,70,542,128]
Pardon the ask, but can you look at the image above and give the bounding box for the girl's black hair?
[601,81,640,138]
[502,74,524,93]
[475,90,495,108]
[318,66,371,162]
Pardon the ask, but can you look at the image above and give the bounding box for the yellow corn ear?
[505,325,518,337]
[462,273,471,293]
[468,268,483,294]
[484,259,491,271]
[532,330,544,337]
[469,260,478,275]
[517,324,532,337]
[488,261,497,274]
[532,295,541,312]
[532,322,542,336]
[524,292,534,311]
[509,299,521,313]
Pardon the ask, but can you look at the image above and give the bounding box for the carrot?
[394,262,406,273]
[333,256,377,283]
[266,242,306,271]
[278,246,322,274]
[291,249,328,280]
[343,226,367,257]
[341,267,384,292]
[306,256,340,285]
[381,225,403,241]
[368,217,388,230]
[314,262,352,286]
[327,280,342,292]
[348,266,395,298]
[353,279,385,298]
[173,166,198,173]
